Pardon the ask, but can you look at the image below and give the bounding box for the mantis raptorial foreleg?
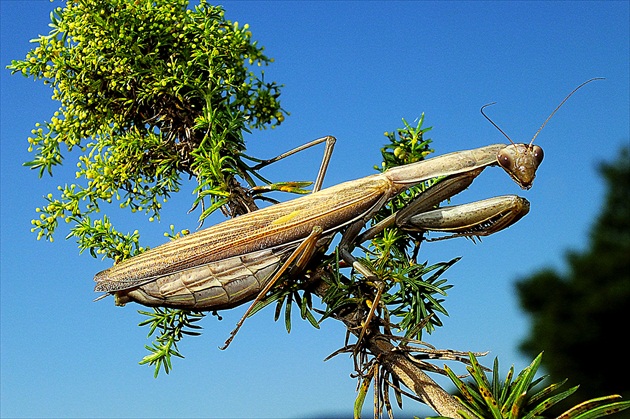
[357,170,529,244]
[402,195,529,241]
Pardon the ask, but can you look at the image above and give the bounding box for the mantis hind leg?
[221,137,336,349]
[249,135,337,193]
[221,225,325,349]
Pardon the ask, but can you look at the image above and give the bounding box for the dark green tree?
[517,145,630,415]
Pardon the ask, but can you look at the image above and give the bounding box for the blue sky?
[1,1,628,418]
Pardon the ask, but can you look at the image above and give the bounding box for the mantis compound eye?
[531,144,544,166]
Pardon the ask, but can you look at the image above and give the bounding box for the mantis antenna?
[481,77,605,145]
[481,102,513,144]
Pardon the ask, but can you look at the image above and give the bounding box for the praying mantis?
[94,78,601,347]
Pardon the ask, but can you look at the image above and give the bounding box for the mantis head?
[482,77,603,190]
[497,143,544,190]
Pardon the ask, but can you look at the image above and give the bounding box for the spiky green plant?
[428,353,630,419]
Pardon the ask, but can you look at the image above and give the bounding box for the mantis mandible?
[94,78,601,347]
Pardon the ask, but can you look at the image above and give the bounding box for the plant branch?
[311,271,471,418]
